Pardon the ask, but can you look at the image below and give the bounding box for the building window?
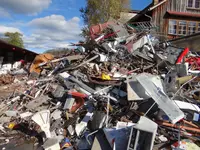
[168,20,177,35]
[168,20,200,35]
[188,0,193,7]
[195,0,200,8]
[188,22,196,34]
[178,21,187,35]
[187,0,200,8]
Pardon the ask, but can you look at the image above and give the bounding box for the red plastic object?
[90,23,110,39]
[20,59,25,64]
[97,30,120,41]
[185,57,200,70]
[186,57,200,65]
[176,47,189,64]
[68,91,87,113]
[68,91,88,98]
[89,22,114,39]
[69,97,85,113]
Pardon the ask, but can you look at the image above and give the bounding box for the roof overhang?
[0,39,38,55]
[167,11,200,18]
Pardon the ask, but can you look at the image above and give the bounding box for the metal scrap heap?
[0,21,200,150]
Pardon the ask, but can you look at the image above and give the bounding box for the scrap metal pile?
[1,21,200,150]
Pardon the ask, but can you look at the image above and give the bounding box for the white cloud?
[0,15,83,52]
[0,7,10,18]
[0,25,22,35]
[28,15,80,34]
[0,0,52,15]
[25,15,83,51]
[54,43,71,48]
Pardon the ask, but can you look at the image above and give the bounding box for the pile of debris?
[1,21,200,150]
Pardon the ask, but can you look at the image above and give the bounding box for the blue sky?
[0,0,152,53]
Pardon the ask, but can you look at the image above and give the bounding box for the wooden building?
[0,39,37,64]
[129,0,200,39]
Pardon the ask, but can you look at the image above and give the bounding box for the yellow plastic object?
[8,122,15,129]
[101,73,111,80]
[108,104,113,112]
[176,75,193,85]
[66,112,69,120]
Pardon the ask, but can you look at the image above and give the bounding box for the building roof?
[0,39,38,55]
[120,10,140,23]
[128,10,140,13]
[128,3,153,22]
[167,11,200,18]
[129,0,168,22]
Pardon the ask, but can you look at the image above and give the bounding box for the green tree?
[80,0,130,26]
[4,32,24,48]
[79,26,90,40]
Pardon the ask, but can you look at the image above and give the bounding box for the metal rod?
[75,55,99,69]
[86,130,98,145]
[16,90,35,99]
[106,94,110,128]
[172,76,197,100]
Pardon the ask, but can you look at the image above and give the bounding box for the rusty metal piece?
[157,120,200,133]
[182,120,199,129]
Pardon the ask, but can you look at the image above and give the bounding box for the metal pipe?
[106,94,110,128]
[75,55,99,69]
[144,14,152,22]
[149,0,167,11]
[146,34,155,54]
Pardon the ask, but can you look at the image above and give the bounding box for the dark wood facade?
[0,39,37,64]
[130,0,200,40]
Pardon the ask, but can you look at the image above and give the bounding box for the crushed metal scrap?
[0,21,200,150]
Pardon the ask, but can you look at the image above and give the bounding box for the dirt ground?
[0,86,15,99]
[0,83,26,100]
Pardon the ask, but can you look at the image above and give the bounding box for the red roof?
[167,11,200,18]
